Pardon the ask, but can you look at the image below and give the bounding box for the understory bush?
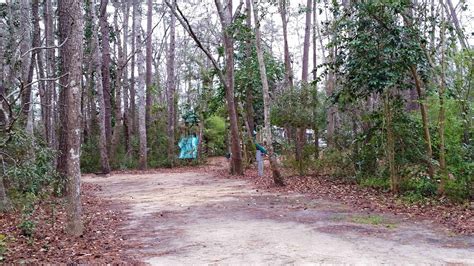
[204,115,226,156]
[2,128,56,195]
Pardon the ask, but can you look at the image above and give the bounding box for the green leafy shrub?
[444,179,470,203]
[147,116,169,168]
[400,176,437,197]
[2,129,56,195]
[358,176,390,190]
[19,220,35,237]
[80,135,100,173]
[204,116,226,156]
[317,148,355,178]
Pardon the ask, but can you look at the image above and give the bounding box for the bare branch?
[23,73,69,90]
[121,12,166,70]
[164,0,227,88]
[21,37,68,58]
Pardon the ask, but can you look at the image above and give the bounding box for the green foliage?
[444,179,471,203]
[147,113,170,168]
[1,128,56,195]
[18,219,35,237]
[428,97,473,201]
[400,176,437,197]
[316,148,355,178]
[351,215,396,228]
[358,177,390,190]
[332,1,426,104]
[271,86,315,128]
[204,116,226,156]
[80,135,100,173]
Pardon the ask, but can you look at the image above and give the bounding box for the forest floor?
[2,157,473,264]
[81,158,474,264]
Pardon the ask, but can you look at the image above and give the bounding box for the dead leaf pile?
[0,183,140,264]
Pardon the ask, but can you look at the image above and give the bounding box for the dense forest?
[0,0,472,248]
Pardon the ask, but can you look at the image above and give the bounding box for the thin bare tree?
[251,0,284,186]
[135,0,148,169]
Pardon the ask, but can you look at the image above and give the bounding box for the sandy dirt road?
[84,169,474,265]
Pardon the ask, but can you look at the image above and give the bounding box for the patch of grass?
[351,215,397,229]
[358,177,390,190]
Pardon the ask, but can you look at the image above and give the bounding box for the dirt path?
[84,170,474,264]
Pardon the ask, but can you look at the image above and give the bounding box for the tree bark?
[100,0,112,150]
[44,0,56,151]
[110,1,124,162]
[295,0,312,174]
[252,0,284,186]
[145,0,153,128]
[410,66,434,178]
[215,0,243,175]
[135,0,148,169]
[438,2,448,194]
[301,0,312,84]
[58,0,84,236]
[279,0,294,89]
[245,0,255,135]
[19,0,32,123]
[445,0,468,49]
[312,0,319,159]
[92,0,111,174]
[167,0,177,166]
[385,94,399,193]
[130,0,137,135]
[32,0,45,138]
[122,0,132,155]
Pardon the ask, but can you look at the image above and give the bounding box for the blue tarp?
[178,136,199,159]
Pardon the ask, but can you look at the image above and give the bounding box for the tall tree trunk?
[252,0,284,186]
[445,0,468,50]
[32,0,46,138]
[244,0,255,135]
[130,0,137,136]
[100,0,112,150]
[145,0,153,128]
[410,66,434,178]
[279,0,295,158]
[167,0,177,166]
[19,0,32,125]
[295,0,312,175]
[44,0,56,151]
[122,0,132,155]
[279,0,294,89]
[215,0,243,175]
[135,0,147,169]
[92,0,111,174]
[438,2,448,194]
[312,0,319,159]
[301,0,311,83]
[58,0,84,236]
[384,93,398,193]
[110,2,124,162]
[326,6,337,148]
